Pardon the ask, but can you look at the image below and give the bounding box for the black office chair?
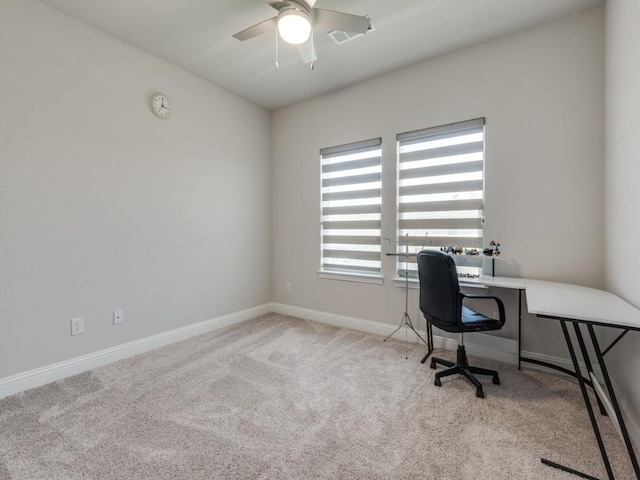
[417,249,506,398]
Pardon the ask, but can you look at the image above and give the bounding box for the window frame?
[318,137,384,284]
[395,118,486,281]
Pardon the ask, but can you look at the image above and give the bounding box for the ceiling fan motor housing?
[277,2,312,45]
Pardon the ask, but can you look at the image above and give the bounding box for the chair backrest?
[417,250,461,330]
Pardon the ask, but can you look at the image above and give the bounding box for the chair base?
[430,345,500,398]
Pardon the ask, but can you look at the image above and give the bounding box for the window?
[397,118,485,279]
[320,138,383,281]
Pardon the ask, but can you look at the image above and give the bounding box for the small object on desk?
[441,246,484,257]
[490,240,500,255]
[458,272,480,279]
[440,245,464,255]
[483,240,501,256]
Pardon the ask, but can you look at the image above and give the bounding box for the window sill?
[393,277,419,289]
[318,270,384,285]
[392,277,491,291]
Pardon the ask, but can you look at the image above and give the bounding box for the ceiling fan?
[232,0,372,66]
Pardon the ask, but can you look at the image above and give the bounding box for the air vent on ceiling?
[328,23,375,45]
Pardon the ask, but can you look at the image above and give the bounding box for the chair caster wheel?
[476,389,485,398]
[434,378,442,387]
[493,377,500,385]
[430,361,436,369]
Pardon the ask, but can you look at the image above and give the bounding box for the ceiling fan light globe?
[277,9,311,45]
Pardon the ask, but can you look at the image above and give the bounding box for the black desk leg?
[518,289,522,370]
[587,324,640,478]
[421,320,434,364]
[572,323,608,416]
[541,459,602,480]
[542,320,614,480]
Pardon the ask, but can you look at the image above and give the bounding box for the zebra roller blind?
[397,118,485,278]
[320,138,382,277]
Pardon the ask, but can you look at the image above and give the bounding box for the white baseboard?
[520,349,604,378]
[614,386,640,453]
[2,301,638,452]
[270,302,611,376]
[271,302,640,450]
[270,302,519,365]
[521,350,640,451]
[0,304,271,399]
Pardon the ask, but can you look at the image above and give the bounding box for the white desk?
[421,276,640,478]
[460,276,529,370]
[462,275,526,290]
[525,280,640,480]
[526,280,640,329]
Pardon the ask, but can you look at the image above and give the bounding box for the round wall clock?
[150,93,171,119]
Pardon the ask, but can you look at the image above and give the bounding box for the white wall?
[0,0,271,379]
[272,7,604,358]
[604,0,640,432]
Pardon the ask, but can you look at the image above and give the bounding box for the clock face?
[151,93,171,119]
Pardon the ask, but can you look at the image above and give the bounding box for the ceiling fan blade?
[313,9,371,34]
[300,0,317,8]
[232,17,277,41]
[296,40,317,64]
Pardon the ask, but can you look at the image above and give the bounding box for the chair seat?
[461,306,503,332]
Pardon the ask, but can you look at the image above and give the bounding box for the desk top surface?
[526,280,640,329]
[462,275,526,290]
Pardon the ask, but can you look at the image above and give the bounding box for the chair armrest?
[460,293,506,325]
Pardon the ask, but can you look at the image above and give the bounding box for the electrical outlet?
[285,282,292,293]
[71,317,84,336]
[113,309,123,325]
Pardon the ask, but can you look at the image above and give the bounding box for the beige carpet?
[0,313,635,479]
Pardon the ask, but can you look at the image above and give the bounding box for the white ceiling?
[38,0,603,111]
